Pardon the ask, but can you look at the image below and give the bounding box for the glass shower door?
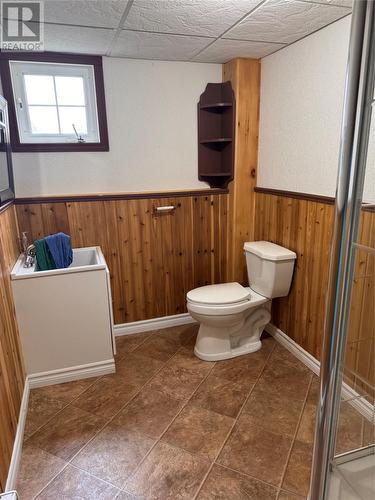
[329,139,375,497]
[309,1,375,499]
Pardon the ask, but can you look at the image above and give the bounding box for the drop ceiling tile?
[123,0,264,37]
[193,38,284,63]
[43,24,114,55]
[44,0,127,28]
[224,0,350,44]
[110,30,212,60]
[299,0,352,8]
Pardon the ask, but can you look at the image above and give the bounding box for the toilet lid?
[187,282,250,305]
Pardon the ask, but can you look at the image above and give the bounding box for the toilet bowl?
[187,241,296,361]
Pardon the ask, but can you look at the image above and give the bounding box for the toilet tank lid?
[244,241,297,261]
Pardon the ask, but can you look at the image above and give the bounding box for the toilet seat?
[187,283,268,316]
[187,282,250,305]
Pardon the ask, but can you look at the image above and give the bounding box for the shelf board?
[200,173,232,177]
[200,102,233,112]
[200,138,232,144]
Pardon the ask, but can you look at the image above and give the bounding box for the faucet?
[24,244,36,268]
[20,232,36,268]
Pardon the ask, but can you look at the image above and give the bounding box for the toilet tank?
[244,241,297,299]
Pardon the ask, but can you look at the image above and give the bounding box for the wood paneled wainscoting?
[254,188,374,401]
[0,204,25,490]
[16,191,229,325]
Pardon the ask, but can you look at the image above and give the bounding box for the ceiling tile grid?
[223,0,350,44]
[44,0,128,28]
[44,24,115,55]
[193,38,286,63]
[36,0,352,62]
[111,30,213,60]
[122,0,264,37]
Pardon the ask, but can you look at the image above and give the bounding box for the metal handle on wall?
[152,205,175,216]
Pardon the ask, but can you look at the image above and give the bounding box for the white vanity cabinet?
[11,246,115,385]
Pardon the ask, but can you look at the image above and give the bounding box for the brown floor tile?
[242,386,304,438]
[18,334,319,500]
[28,406,106,461]
[190,374,250,418]
[180,325,199,349]
[217,413,293,486]
[72,422,155,488]
[268,345,311,374]
[116,492,138,500]
[113,387,184,438]
[37,464,119,499]
[24,391,66,438]
[158,324,199,347]
[260,335,277,353]
[134,330,183,361]
[73,376,138,419]
[306,376,320,405]
[16,444,67,500]
[168,347,212,374]
[264,346,313,396]
[296,403,316,444]
[147,363,207,400]
[211,349,270,385]
[116,333,151,358]
[278,491,306,500]
[335,401,364,455]
[115,352,165,386]
[197,464,277,499]
[256,365,312,403]
[30,378,98,404]
[162,404,234,461]
[282,440,313,497]
[362,418,375,446]
[124,441,210,499]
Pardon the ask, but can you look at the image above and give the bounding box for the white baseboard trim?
[5,359,115,491]
[114,313,196,337]
[28,359,115,389]
[5,378,30,492]
[266,324,374,423]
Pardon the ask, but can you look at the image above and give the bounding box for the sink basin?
[10,245,115,378]
[11,246,107,279]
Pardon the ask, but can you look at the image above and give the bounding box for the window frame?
[0,95,15,206]
[10,61,100,144]
[0,52,109,153]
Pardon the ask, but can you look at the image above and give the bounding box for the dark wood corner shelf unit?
[198,81,235,188]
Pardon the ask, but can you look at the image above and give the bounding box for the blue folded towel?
[45,232,73,269]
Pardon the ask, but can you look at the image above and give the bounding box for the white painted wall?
[259,15,374,203]
[10,58,221,197]
[259,16,347,197]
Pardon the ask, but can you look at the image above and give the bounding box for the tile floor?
[16,325,371,499]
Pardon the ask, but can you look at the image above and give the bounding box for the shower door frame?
[309,1,375,499]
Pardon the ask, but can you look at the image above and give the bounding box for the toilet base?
[191,305,271,362]
[194,339,261,361]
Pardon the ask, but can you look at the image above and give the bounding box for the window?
[0,53,109,152]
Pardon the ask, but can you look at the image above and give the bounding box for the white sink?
[10,246,115,380]
[11,246,106,280]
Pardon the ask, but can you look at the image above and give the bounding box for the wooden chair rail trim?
[254,186,335,204]
[14,188,229,205]
[254,186,374,212]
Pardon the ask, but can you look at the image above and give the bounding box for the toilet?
[187,241,297,361]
